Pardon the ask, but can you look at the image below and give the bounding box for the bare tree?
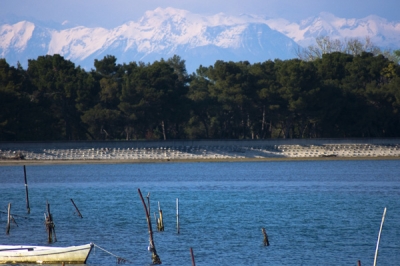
[296,36,382,61]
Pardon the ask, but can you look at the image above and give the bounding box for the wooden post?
[45,201,57,243]
[138,189,161,265]
[157,210,164,231]
[70,199,83,218]
[176,198,180,234]
[261,228,270,246]
[157,202,164,231]
[190,247,196,266]
[23,165,30,214]
[357,260,361,266]
[45,203,52,243]
[146,192,151,216]
[6,203,11,234]
[373,207,387,266]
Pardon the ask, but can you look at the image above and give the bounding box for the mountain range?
[1,7,399,73]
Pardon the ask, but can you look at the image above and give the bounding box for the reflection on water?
[0,160,399,265]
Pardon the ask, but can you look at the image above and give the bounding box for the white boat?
[0,243,93,264]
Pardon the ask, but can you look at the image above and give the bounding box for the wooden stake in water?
[138,189,161,265]
[190,247,196,266]
[23,165,30,214]
[70,199,83,218]
[261,228,270,246]
[157,202,164,231]
[45,201,57,243]
[6,203,11,234]
[146,192,151,215]
[373,207,387,266]
[176,198,180,234]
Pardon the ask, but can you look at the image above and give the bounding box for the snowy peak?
[141,7,192,23]
[268,12,400,47]
[0,21,35,55]
[44,7,296,64]
[1,8,399,72]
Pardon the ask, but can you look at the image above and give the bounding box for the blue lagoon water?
[0,160,399,265]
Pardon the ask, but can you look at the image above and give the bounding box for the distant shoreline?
[1,139,399,166]
[1,156,399,166]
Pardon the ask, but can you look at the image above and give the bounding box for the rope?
[93,243,131,264]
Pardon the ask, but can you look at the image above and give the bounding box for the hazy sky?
[1,0,399,28]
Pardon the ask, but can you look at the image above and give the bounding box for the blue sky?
[1,0,398,28]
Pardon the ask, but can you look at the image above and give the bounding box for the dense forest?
[1,46,400,141]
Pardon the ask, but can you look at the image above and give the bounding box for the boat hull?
[0,243,93,264]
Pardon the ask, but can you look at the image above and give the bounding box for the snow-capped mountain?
[265,12,400,48]
[1,8,399,72]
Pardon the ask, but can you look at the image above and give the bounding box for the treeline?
[1,51,400,141]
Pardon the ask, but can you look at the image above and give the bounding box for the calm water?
[0,160,399,265]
